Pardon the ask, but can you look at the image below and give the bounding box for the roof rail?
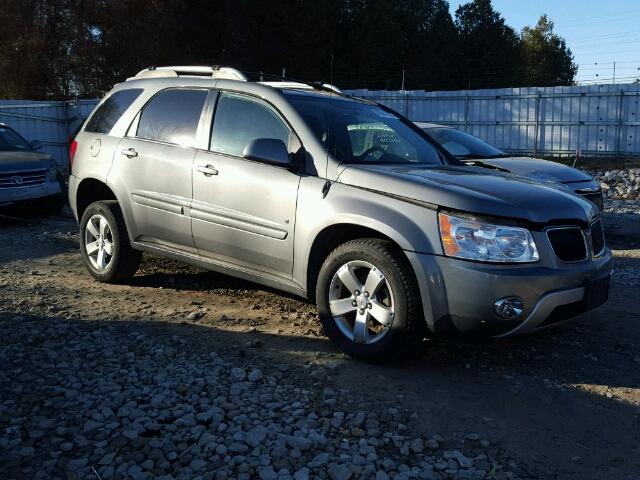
[260,81,343,94]
[129,66,248,81]
[127,65,345,95]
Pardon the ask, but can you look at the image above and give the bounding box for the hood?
[337,164,597,225]
[0,150,53,172]
[470,157,593,183]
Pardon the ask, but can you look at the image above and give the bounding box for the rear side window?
[85,89,142,134]
[210,92,290,156]
[136,89,208,147]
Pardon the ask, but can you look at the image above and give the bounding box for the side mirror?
[30,140,43,150]
[242,138,291,167]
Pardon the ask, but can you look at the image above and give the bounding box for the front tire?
[316,239,424,362]
[79,201,141,283]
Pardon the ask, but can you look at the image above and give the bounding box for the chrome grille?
[0,169,48,189]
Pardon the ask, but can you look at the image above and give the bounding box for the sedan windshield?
[0,127,32,151]
[285,92,446,165]
[424,127,505,160]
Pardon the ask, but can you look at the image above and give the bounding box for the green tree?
[520,15,577,87]
[455,0,522,88]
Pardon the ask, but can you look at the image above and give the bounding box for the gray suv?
[69,66,612,360]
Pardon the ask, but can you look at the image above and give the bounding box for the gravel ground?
[1,206,639,480]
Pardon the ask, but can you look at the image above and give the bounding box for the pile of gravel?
[589,168,640,201]
[0,316,522,480]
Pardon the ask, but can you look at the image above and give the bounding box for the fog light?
[493,296,524,319]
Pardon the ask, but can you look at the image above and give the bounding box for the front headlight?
[438,212,539,263]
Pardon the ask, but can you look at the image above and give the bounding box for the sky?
[447,0,640,85]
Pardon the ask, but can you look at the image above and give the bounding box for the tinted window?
[285,92,444,165]
[211,93,290,156]
[85,89,142,134]
[0,127,31,151]
[137,89,208,147]
[425,127,504,160]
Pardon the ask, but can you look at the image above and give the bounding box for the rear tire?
[79,201,141,283]
[316,238,424,362]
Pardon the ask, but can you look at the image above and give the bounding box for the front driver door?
[191,91,301,278]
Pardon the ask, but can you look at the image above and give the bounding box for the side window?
[85,89,143,134]
[136,89,208,147]
[210,92,290,157]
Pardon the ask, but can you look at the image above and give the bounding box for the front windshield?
[0,127,32,151]
[425,127,504,160]
[285,93,445,165]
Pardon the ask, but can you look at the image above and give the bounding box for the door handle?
[196,165,219,176]
[121,148,138,158]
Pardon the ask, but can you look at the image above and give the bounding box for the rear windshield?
[85,89,143,134]
[284,93,445,166]
[0,127,31,151]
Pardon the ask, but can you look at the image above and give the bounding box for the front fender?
[292,177,442,291]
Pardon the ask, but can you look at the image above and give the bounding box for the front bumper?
[0,180,63,207]
[406,248,613,337]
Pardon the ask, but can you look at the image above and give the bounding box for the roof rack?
[127,65,344,95]
[129,66,248,81]
[260,81,343,94]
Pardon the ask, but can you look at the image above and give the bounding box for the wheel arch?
[305,223,415,305]
[75,178,118,221]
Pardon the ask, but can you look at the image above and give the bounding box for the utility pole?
[401,69,405,91]
[613,62,616,84]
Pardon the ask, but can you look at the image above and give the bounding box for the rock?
[293,468,310,480]
[248,368,264,382]
[410,438,424,453]
[187,311,204,321]
[99,452,117,465]
[230,367,246,381]
[284,435,312,451]
[59,442,74,452]
[425,439,439,450]
[258,467,277,480]
[67,458,89,471]
[246,425,268,447]
[123,429,139,440]
[191,458,207,471]
[328,464,352,480]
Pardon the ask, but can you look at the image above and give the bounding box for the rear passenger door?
[191,91,302,278]
[112,88,209,252]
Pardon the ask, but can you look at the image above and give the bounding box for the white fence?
[2,82,639,171]
[347,83,640,157]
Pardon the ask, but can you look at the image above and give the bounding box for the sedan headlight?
[438,212,539,263]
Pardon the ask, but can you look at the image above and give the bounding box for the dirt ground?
[1,208,639,480]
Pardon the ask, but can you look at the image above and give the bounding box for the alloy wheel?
[84,214,114,271]
[328,260,396,344]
